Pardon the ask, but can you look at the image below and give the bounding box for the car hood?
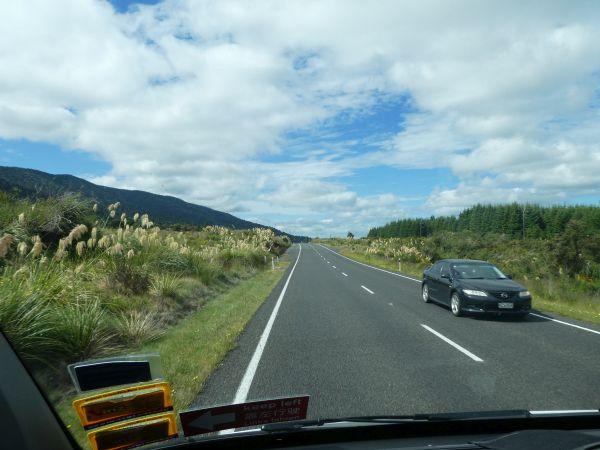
[459,278,525,292]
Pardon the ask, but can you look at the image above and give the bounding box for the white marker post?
[398,260,402,272]
[271,257,275,270]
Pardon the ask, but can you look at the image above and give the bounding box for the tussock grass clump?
[149,273,184,298]
[115,310,165,346]
[50,296,116,362]
[0,288,54,363]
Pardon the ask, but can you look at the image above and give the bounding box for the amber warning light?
[86,412,178,450]
[72,382,173,429]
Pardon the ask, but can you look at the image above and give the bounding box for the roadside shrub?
[149,273,184,298]
[184,253,220,284]
[148,247,189,273]
[0,195,291,374]
[115,310,165,346]
[50,295,115,362]
[107,259,150,294]
[0,289,54,363]
[1,194,92,246]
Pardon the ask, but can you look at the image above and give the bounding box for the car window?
[440,263,451,278]
[429,262,442,277]
[452,264,506,279]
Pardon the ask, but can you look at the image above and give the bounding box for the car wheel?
[422,283,431,303]
[451,292,463,317]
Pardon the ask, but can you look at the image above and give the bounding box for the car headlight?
[462,289,488,297]
[518,291,531,298]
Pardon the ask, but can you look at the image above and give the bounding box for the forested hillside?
[368,203,600,238]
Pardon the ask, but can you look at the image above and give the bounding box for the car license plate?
[498,302,514,309]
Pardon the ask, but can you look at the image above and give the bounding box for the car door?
[437,263,453,305]
[426,262,443,301]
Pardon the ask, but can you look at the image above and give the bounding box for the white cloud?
[2,0,600,235]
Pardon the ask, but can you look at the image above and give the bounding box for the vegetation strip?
[54,262,289,446]
[0,192,293,447]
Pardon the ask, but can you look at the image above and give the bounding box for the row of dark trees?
[368,203,600,239]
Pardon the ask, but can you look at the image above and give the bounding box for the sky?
[1,1,600,237]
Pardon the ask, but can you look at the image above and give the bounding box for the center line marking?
[421,324,483,362]
[318,244,420,283]
[361,285,374,294]
[341,272,348,277]
[232,244,303,404]
[332,265,336,269]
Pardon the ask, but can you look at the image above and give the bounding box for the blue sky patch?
[0,139,111,178]
[108,0,163,13]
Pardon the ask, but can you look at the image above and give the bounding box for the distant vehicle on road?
[421,259,532,318]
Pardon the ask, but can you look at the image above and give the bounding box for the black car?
[421,259,532,318]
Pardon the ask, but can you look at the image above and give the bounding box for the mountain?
[0,166,306,240]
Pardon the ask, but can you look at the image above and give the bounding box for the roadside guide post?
[272,256,275,270]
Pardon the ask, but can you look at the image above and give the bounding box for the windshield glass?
[1,1,600,449]
[452,264,507,279]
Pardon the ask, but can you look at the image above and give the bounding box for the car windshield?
[1,1,600,450]
[452,264,507,279]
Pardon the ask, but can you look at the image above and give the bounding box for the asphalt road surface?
[194,243,600,419]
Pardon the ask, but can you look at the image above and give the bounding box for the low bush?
[115,310,165,346]
[50,295,116,362]
[149,273,184,298]
[107,259,151,294]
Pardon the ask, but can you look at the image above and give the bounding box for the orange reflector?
[87,412,178,450]
[73,382,173,429]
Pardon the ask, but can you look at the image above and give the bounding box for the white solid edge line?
[318,244,420,283]
[342,272,348,277]
[529,312,600,336]
[361,285,374,294]
[232,243,303,404]
[420,324,483,362]
[530,409,599,415]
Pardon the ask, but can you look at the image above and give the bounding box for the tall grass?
[149,273,184,298]
[50,296,116,362]
[0,288,55,363]
[115,310,165,346]
[0,194,290,373]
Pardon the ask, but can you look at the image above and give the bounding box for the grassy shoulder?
[332,245,600,325]
[338,248,424,279]
[53,261,289,447]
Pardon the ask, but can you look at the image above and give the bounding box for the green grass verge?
[338,248,424,279]
[335,247,600,325]
[53,262,289,448]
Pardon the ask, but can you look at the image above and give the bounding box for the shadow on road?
[471,310,551,323]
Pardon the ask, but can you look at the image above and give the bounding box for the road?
[194,243,600,419]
